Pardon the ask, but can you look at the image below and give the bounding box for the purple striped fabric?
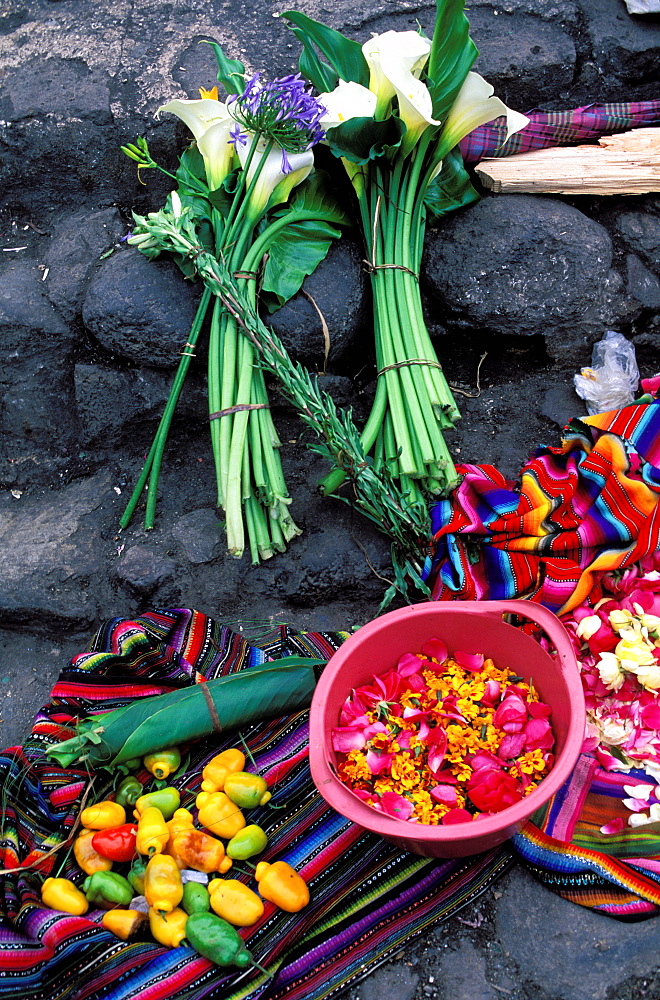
[460,100,660,163]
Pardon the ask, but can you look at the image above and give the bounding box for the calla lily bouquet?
[121,54,349,562]
[284,1,527,501]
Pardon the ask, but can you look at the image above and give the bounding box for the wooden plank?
[474,128,660,196]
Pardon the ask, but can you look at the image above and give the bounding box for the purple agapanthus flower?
[229,122,248,148]
[228,72,326,154]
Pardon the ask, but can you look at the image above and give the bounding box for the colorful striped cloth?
[425,398,660,615]
[0,608,513,1000]
[460,100,660,163]
[514,760,660,919]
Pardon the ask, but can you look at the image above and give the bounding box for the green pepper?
[226,824,268,860]
[115,775,143,809]
[143,748,181,780]
[181,881,211,915]
[127,859,148,896]
[83,871,133,909]
[185,911,254,968]
[134,787,181,820]
[123,756,144,771]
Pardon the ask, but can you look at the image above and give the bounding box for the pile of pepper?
[40,746,309,972]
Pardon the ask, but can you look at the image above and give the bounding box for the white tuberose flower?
[158,98,236,191]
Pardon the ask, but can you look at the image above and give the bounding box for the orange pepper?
[102,908,148,940]
[208,878,264,927]
[171,829,232,875]
[164,808,195,869]
[196,792,245,840]
[201,749,245,793]
[74,828,113,875]
[255,861,309,912]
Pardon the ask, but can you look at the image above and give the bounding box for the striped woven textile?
[425,398,660,615]
[0,608,513,1000]
[514,759,660,919]
[460,100,660,163]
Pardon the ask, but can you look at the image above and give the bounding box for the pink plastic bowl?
[309,600,585,857]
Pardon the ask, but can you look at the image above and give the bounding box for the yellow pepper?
[102,908,148,940]
[208,878,264,927]
[148,906,188,948]
[201,749,245,793]
[255,861,309,913]
[196,791,245,840]
[143,747,181,781]
[224,772,271,809]
[41,877,89,915]
[136,806,169,857]
[74,828,113,875]
[164,808,195,869]
[144,853,183,913]
[171,829,232,875]
[80,800,126,830]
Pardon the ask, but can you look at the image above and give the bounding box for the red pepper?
[91,823,139,863]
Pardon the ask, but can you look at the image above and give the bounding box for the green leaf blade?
[423,147,480,222]
[325,116,407,164]
[282,10,370,89]
[427,0,479,123]
[203,39,246,96]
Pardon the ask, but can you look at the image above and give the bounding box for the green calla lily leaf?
[325,116,407,164]
[282,10,370,89]
[260,171,350,311]
[424,148,480,223]
[426,0,479,122]
[203,39,246,96]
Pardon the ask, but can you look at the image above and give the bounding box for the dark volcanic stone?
[584,0,660,96]
[0,473,113,632]
[268,238,367,369]
[470,10,576,108]
[0,263,80,483]
[626,254,660,309]
[115,544,177,595]
[82,248,202,367]
[171,508,224,565]
[496,866,660,1000]
[615,212,660,273]
[74,363,206,449]
[423,195,634,363]
[45,208,126,322]
[5,57,111,122]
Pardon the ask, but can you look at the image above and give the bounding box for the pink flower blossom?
[523,717,555,750]
[493,691,528,732]
[498,733,527,760]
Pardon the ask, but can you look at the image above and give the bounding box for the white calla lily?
[362,31,432,117]
[237,132,314,217]
[438,72,529,157]
[159,98,236,191]
[318,80,378,129]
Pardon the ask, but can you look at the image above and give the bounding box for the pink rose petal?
[454,650,485,673]
[365,749,394,775]
[441,808,473,825]
[498,733,527,760]
[397,652,422,677]
[421,638,448,663]
[430,784,458,806]
[379,791,415,821]
[332,727,366,753]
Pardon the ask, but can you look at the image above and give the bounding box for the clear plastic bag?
[573,330,640,416]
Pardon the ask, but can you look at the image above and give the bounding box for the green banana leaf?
[46,657,326,770]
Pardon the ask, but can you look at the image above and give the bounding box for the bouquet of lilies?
[122,53,348,563]
[284,1,527,502]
